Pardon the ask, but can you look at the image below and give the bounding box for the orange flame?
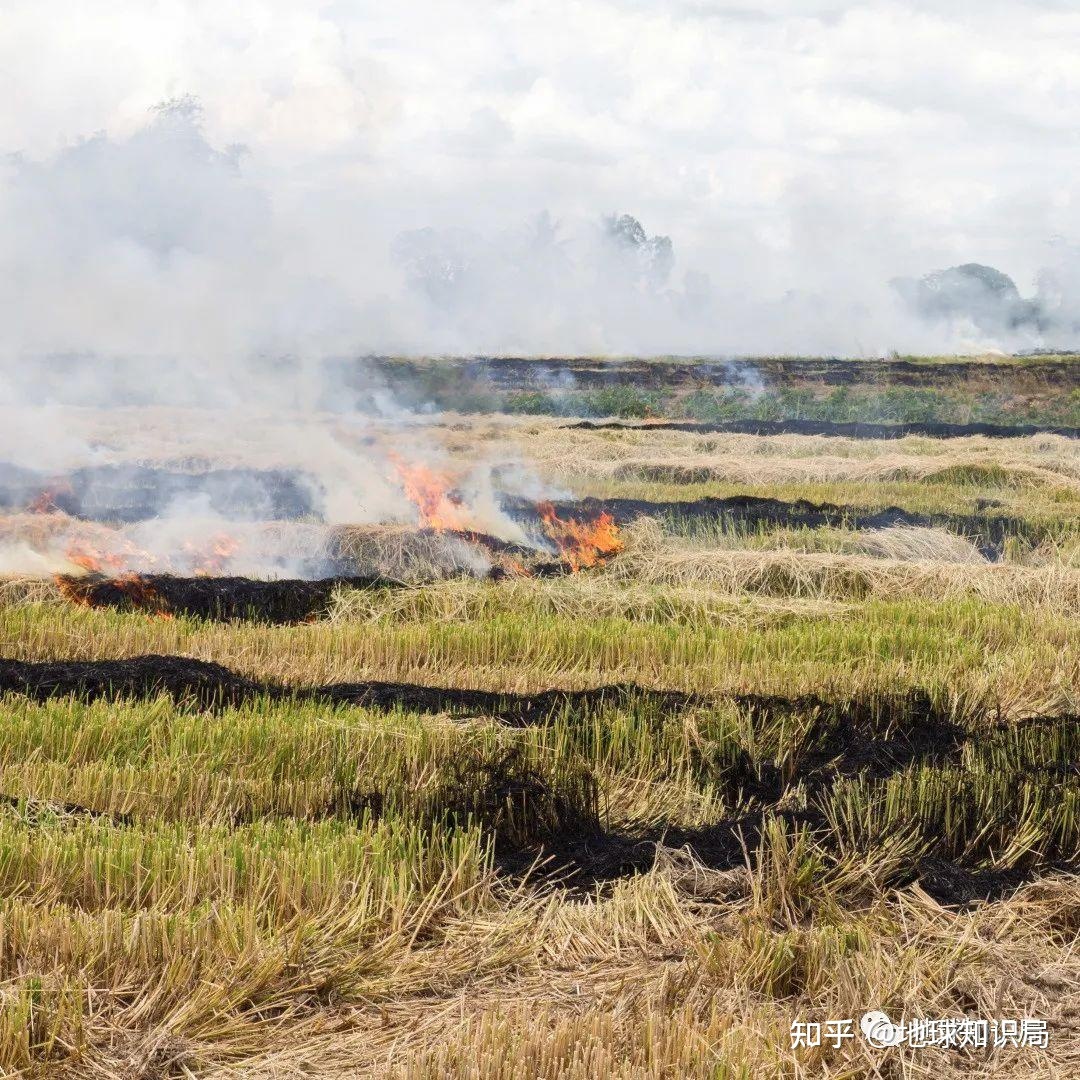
[183,532,240,575]
[62,528,240,577]
[536,502,622,571]
[388,452,470,531]
[55,571,165,613]
[54,574,90,606]
[66,538,149,575]
[110,573,164,610]
[27,482,72,515]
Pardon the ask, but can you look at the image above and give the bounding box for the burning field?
[0,443,626,621]
[0,363,1079,1079]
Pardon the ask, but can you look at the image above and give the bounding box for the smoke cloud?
[6,1,1080,363]
[2,2,1079,577]
[1,95,1069,368]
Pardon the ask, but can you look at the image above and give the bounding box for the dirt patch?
[570,418,1080,439]
[492,808,826,892]
[908,856,1033,906]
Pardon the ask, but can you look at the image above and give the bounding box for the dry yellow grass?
[0,683,1073,1078]
[608,521,1080,615]
[196,869,1080,1080]
[495,422,1080,527]
[508,422,1080,487]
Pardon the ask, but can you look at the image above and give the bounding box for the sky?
[3,0,1080,357]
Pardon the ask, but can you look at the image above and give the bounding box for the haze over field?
[4,1,1080,362]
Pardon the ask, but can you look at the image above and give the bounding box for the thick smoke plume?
[4,97,1077,373]
[0,90,1076,578]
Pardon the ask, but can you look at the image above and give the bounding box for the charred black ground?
[503,493,1041,557]
[1,653,1073,908]
[569,417,1080,439]
[0,654,692,718]
[53,548,569,621]
[501,816,1048,907]
[56,573,405,624]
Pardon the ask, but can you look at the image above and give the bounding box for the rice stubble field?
[0,357,1078,1078]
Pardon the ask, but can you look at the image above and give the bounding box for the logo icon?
[860,1011,905,1048]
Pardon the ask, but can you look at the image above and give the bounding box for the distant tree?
[892,262,1043,333]
[150,94,204,127]
[605,213,648,249]
[602,213,675,288]
[392,227,473,306]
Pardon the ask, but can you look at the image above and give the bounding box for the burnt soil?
[504,493,1037,558]
[0,656,964,755]
[0,655,266,710]
[569,417,1080,439]
[491,691,995,898]
[499,816,1047,907]
[56,573,408,624]
[0,656,965,751]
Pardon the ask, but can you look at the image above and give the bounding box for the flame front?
[66,545,117,574]
[65,534,157,575]
[27,481,73,515]
[388,452,470,531]
[536,502,622,571]
[183,532,240,575]
[63,528,241,577]
[55,571,166,614]
[21,459,625,590]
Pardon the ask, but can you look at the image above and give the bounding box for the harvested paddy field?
[1,359,1079,1078]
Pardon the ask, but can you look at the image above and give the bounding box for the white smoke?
[2,95,1073,370]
